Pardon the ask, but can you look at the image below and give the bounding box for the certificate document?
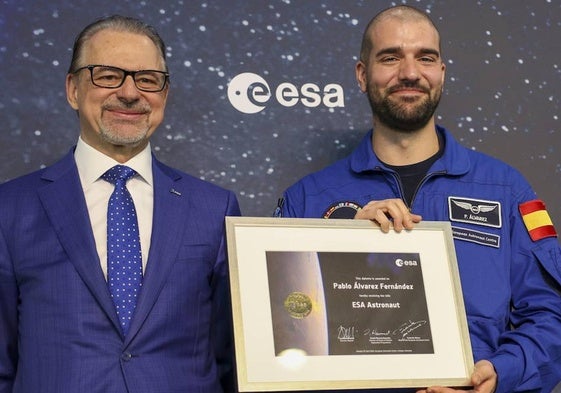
[267,251,433,357]
[226,217,473,391]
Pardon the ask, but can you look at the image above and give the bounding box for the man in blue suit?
[0,15,240,392]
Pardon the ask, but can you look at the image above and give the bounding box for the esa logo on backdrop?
[227,72,345,114]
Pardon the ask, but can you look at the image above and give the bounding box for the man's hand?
[354,199,422,232]
[416,360,497,393]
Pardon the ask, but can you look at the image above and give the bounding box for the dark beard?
[367,85,440,132]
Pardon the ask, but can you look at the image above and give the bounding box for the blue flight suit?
[278,126,561,393]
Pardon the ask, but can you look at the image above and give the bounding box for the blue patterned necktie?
[102,165,143,336]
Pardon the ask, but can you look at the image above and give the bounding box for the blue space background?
[1,0,560,222]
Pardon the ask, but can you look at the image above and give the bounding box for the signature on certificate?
[393,320,427,338]
[363,328,391,337]
[337,325,355,340]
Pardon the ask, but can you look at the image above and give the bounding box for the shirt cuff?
[488,353,538,393]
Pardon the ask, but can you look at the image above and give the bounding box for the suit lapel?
[125,159,188,344]
[38,151,122,333]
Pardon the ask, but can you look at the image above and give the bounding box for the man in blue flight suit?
[276,5,561,393]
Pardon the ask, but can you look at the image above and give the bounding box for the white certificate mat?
[226,217,473,391]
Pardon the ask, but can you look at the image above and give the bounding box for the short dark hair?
[67,15,167,74]
[359,5,441,63]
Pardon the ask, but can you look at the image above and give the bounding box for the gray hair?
[67,15,167,73]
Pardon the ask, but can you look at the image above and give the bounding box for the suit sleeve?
[212,191,241,393]
[489,189,561,393]
[278,182,305,218]
[0,221,17,392]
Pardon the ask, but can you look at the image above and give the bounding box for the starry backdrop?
[0,0,560,223]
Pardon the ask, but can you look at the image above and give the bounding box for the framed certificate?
[225,217,473,391]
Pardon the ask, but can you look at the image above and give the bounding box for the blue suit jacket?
[0,150,241,393]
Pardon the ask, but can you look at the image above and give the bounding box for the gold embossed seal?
[284,292,312,319]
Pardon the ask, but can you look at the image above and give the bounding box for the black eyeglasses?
[73,65,169,92]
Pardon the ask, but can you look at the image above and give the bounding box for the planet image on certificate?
[266,251,328,356]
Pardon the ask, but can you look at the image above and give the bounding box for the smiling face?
[66,29,168,161]
[356,12,445,132]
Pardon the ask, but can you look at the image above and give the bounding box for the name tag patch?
[448,196,501,228]
[452,226,500,248]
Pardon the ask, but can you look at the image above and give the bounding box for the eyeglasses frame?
[72,64,170,92]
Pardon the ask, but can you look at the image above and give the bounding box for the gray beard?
[99,126,148,147]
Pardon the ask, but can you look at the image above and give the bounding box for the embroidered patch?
[519,199,557,241]
[451,226,500,248]
[323,201,361,219]
[448,196,501,228]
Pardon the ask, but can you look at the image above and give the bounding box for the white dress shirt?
[74,137,154,279]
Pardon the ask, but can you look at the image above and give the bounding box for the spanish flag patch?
[519,199,557,241]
